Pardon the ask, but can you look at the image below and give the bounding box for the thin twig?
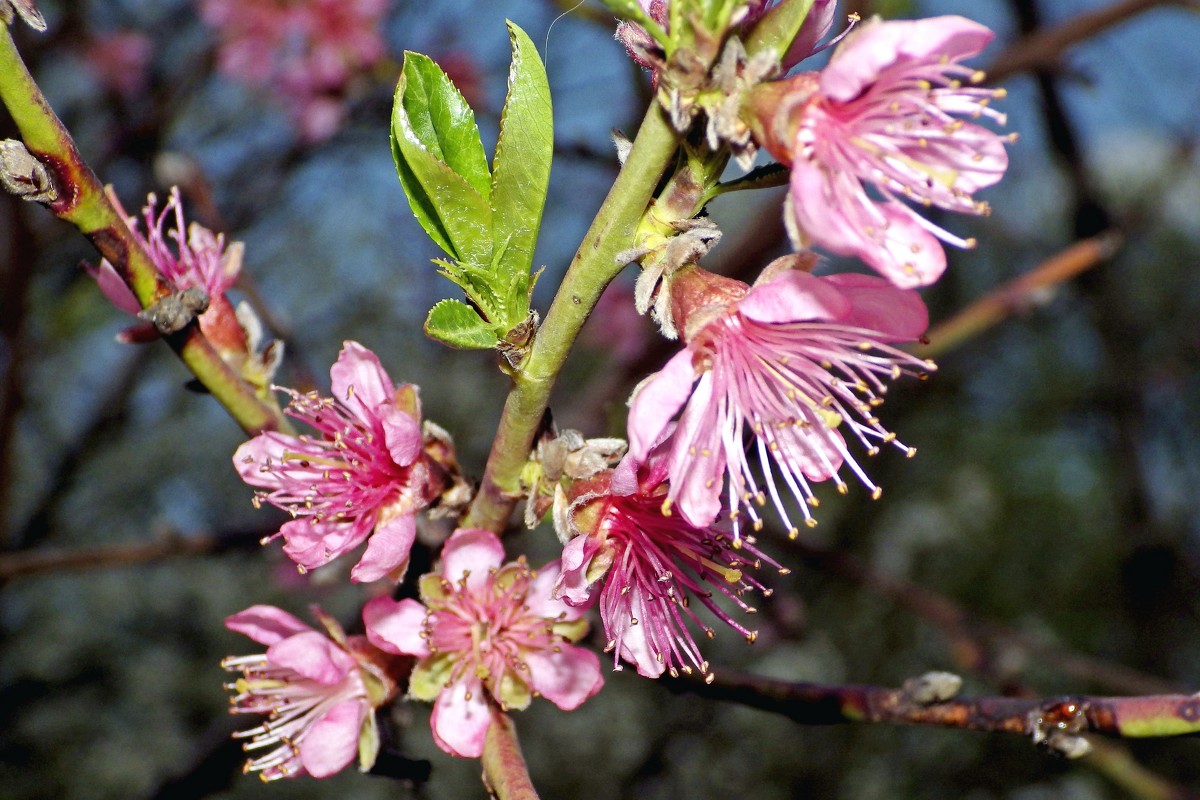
[0,526,263,582]
[667,669,1200,743]
[987,0,1192,83]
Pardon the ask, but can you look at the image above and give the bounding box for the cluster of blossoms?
[213,0,1011,782]
[197,0,389,141]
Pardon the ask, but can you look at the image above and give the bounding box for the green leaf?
[391,54,493,263]
[397,53,490,196]
[489,21,553,306]
[424,299,500,350]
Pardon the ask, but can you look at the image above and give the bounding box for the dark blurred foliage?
[2,1,1200,798]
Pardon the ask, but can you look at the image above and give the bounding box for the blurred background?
[2,0,1200,797]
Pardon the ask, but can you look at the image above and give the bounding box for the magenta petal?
[298,699,365,778]
[780,0,837,69]
[379,404,422,466]
[740,269,850,324]
[821,273,929,340]
[430,678,491,758]
[627,351,696,461]
[439,528,505,591]
[350,513,416,583]
[90,260,142,315]
[225,604,312,645]
[525,646,603,710]
[267,630,356,684]
[329,341,395,420]
[362,596,430,657]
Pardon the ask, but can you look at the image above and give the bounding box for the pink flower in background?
[222,605,394,781]
[364,529,603,758]
[198,0,389,141]
[81,31,152,98]
[234,341,442,582]
[89,187,245,346]
[754,15,1011,287]
[628,264,932,537]
[555,453,784,681]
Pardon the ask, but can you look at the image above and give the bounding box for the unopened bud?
[0,139,56,202]
[0,0,46,32]
[137,286,209,335]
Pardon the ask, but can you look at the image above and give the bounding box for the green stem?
[0,22,287,435]
[463,102,680,532]
[481,709,540,800]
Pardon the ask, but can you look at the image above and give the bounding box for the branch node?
[1029,698,1092,759]
[138,286,210,335]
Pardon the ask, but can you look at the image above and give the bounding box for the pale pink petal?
[526,559,587,621]
[821,273,928,340]
[524,646,603,710]
[281,519,369,570]
[857,204,947,289]
[350,513,416,582]
[554,536,596,607]
[607,590,665,678]
[430,678,491,758]
[822,16,993,102]
[379,403,422,466]
[232,432,294,487]
[298,699,366,777]
[627,350,696,461]
[664,373,725,527]
[439,528,505,590]
[740,269,850,324]
[266,630,356,684]
[362,596,430,657]
[330,341,395,420]
[225,604,312,645]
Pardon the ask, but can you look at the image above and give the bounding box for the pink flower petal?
[89,260,142,315]
[606,589,665,678]
[281,519,369,571]
[225,604,312,645]
[430,678,491,758]
[379,403,422,466]
[822,16,993,102]
[232,432,293,487]
[663,373,725,528]
[627,350,696,461]
[350,513,416,583]
[330,341,395,420]
[554,536,597,607]
[780,0,837,69]
[821,273,929,340]
[524,646,603,710]
[266,630,356,684]
[740,269,850,324]
[525,559,587,621]
[298,699,366,778]
[439,528,505,591]
[362,596,430,657]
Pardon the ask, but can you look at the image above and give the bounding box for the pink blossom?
[198,0,389,142]
[234,341,443,582]
[627,264,932,536]
[89,187,245,347]
[754,15,1011,287]
[222,604,395,781]
[555,452,785,681]
[364,529,603,758]
[81,31,152,98]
